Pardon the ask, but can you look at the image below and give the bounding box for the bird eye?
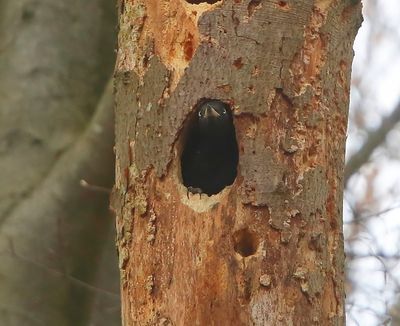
[198,110,203,117]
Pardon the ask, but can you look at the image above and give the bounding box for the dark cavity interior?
[181,99,238,196]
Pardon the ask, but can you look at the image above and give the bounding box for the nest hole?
[180,99,238,197]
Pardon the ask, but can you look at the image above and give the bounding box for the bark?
[114,1,362,325]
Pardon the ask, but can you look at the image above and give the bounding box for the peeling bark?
[114,1,362,325]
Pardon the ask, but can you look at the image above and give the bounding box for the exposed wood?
[114,0,362,325]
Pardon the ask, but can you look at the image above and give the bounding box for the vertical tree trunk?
[113,1,362,325]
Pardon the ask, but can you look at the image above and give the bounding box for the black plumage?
[181,100,239,196]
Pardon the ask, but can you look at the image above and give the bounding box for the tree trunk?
[113,1,362,325]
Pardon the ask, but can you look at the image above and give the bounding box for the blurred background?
[345,0,400,325]
[0,0,120,325]
[0,0,399,325]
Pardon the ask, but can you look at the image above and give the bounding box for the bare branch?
[345,101,400,185]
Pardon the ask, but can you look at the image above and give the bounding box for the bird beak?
[204,104,220,118]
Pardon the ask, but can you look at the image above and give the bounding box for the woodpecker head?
[197,100,232,132]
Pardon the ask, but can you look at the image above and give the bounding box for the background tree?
[0,1,119,325]
[113,1,361,324]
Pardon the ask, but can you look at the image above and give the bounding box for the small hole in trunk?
[233,228,259,257]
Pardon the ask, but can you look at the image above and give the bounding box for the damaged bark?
[113,0,362,325]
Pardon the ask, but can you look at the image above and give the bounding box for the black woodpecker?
[181,99,239,196]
